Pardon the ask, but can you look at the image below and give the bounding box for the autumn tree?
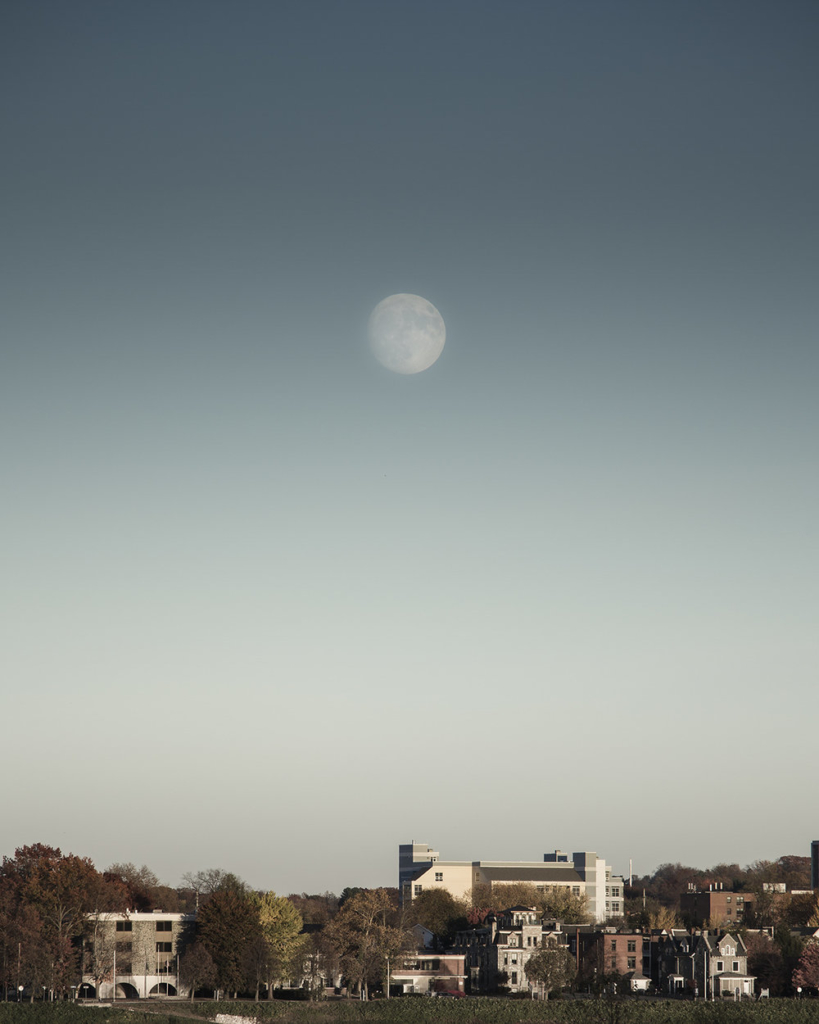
[471,882,590,923]
[524,942,576,999]
[0,845,124,996]
[793,942,819,994]
[254,891,304,996]
[287,892,339,929]
[325,888,412,999]
[409,889,468,948]
[746,931,787,996]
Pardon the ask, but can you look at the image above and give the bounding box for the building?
[390,954,466,995]
[569,928,651,992]
[399,842,624,923]
[679,886,753,928]
[82,911,195,999]
[693,932,755,999]
[811,840,819,891]
[454,906,567,994]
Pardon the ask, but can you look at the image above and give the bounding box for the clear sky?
[2,0,817,895]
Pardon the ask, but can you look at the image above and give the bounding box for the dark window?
[628,941,636,952]
[116,921,132,932]
[156,942,172,953]
[628,958,636,969]
[414,885,422,895]
[155,920,172,931]
[511,972,517,984]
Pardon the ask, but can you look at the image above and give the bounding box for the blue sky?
[2,0,817,894]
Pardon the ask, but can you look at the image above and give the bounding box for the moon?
[368,293,446,374]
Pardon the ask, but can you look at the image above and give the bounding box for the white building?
[399,842,624,923]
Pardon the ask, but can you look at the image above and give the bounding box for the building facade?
[83,911,195,999]
[399,842,624,922]
[454,906,567,994]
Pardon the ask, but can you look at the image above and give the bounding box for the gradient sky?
[2,1,817,895]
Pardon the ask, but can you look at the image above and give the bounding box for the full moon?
[368,293,446,374]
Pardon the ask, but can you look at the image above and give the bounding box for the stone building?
[82,911,195,999]
[454,906,567,994]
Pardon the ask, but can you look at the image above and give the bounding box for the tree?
[524,943,576,999]
[409,889,468,948]
[746,931,787,996]
[793,942,819,994]
[0,844,124,996]
[254,891,304,996]
[471,882,590,924]
[325,888,412,999]
[197,886,262,996]
[180,869,246,911]
[179,942,217,1000]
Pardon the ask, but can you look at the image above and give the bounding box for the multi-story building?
[82,911,195,999]
[679,886,754,928]
[569,929,651,992]
[399,842,624,923]
[693,932,755,999]
[454,906,567,994]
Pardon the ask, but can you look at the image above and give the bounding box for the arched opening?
[78,984,96,999]
[115,983,140,1000]
[149,983,177,996]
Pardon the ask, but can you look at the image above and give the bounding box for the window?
[511,972,517,984]
[572,887,580,895]
[628,958,636,969]
[503,955,508,966]
[414,885,423,895]
[435,872,443,882]
[511,955,517,964]
[733,962,739,972]
[116,921,132,932]
[155,920,172,931]
[716,961,724,972]
[610,940,617,950]
[606,887,611,896]
[627,941,636,953]
[156,943,172,953]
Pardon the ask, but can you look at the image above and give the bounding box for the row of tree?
[3,844,818,1001]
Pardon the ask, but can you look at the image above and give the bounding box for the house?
[454,906,567,994]
[390,954,466,995]
[693,932,755,999]
[82,911,195,999]
[399,842,624,922]
[569,929,651,992]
